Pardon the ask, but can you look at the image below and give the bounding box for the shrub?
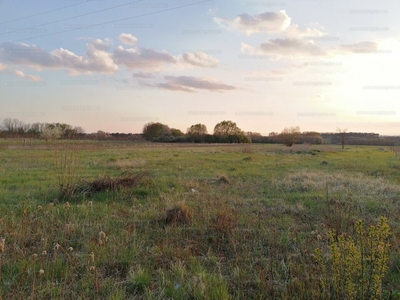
[315,217,391,299]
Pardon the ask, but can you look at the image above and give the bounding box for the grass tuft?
[165,202,192,226]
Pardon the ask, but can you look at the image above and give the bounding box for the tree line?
[142,121,326,145]
[1,118,398,146]
[0,118,85,140]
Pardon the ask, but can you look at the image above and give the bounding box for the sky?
[0,0,399,135]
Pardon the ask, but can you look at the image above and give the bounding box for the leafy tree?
[142,122,170,140]
[170,128,184,137]
[214,120,242,137]
[280,126,301,146]
[187,123,207,142]
[214,120,250,143]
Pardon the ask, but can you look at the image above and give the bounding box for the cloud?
[214,10,328,40]
[242,38,326,58]
[113,45,176,70]
[118,33,138,46]
[284,24,326,38]
[0,62,7,71]
[180,51,219,68]
[336,41,379,54]
[0,37,222,76]
[0,40,118,75]
[157,75,236,93]
[14,69,43,81]
[214,10,291,35]
[133,71,154,79]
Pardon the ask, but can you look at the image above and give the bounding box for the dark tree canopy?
[214,120,250,143]
[142,122,170,140]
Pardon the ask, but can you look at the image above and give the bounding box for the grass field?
[1,140,400,299]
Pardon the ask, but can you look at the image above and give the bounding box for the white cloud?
[214,10,291,35]
[180,51,219,68]
[0,40,118,75]
[0,36,224,77]
[118,33,138,46]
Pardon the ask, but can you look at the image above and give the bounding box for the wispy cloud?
[157,75,236,93]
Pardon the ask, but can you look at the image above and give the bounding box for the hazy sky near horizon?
[1,0,399,135]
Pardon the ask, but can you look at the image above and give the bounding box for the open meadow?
[1,140,400,299]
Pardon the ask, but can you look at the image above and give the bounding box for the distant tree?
[2,118,23,134]
[214,120,242,137]
[246,131,264,143]
[187,123,207,142]
[170,128,185,137]
[41,125,62,141]
[142,122,170,140]
[298,131,323,144]
[337,128,347,149]
[96,130,108,140]
[280,126,301,146]
[214,120,250,143]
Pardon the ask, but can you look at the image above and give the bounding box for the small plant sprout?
[89,252,95,264]
[0,238,5,253]
[98,231,108,246]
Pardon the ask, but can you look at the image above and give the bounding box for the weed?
[315,217,391,299]
[165,203,192,226]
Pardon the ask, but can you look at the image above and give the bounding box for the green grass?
[0,140,400,299]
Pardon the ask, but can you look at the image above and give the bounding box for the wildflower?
[64,202,70,209]
[37,205,42,210]
[39,269,45,275]
[54,243,61,250]
[98,231,108,246]
[48,203,54,208]
[0,238,5,253]
[89,252,95,263]
[68,247,74,252]
[88,201,93,207]
[89,266,96,271]
[42,250,47,256]
[32,253,38,259]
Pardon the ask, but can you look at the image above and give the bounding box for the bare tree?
[337,128,347,149]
